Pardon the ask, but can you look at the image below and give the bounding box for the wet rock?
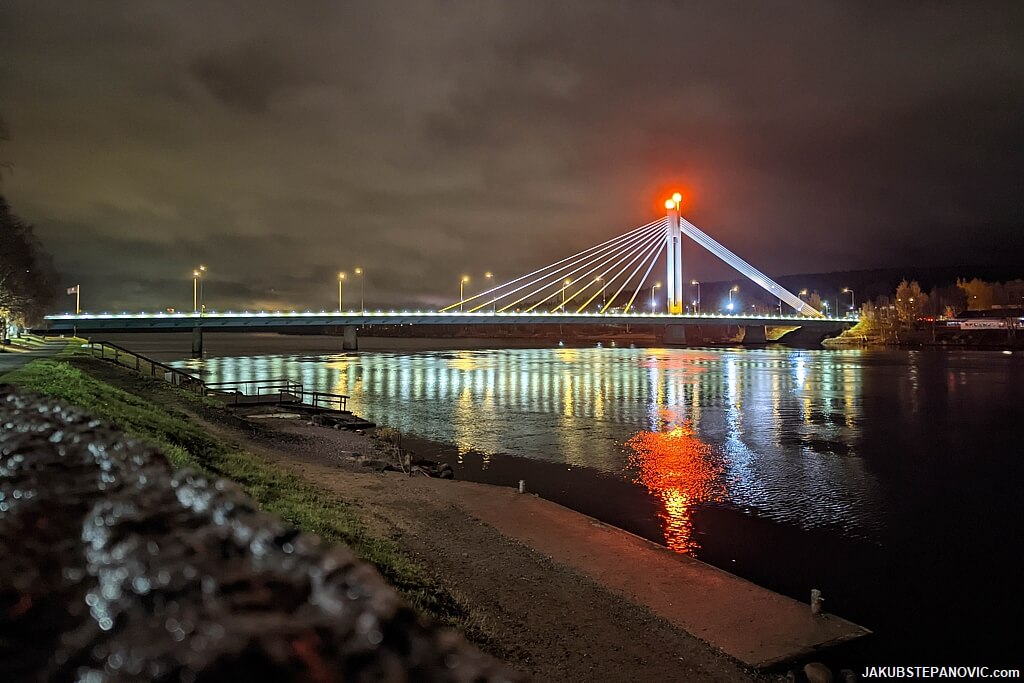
[0,385,519,682]
[804,662,834,683]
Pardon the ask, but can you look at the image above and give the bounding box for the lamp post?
[337,272,346,311]
[354,267,364,313]
[728,285,738,311]
[485,271,494,312]
[842,288,855,312]
[197,265,206,314]
[596,276,606,309]
[563,279,572,308]
[460,275,470,311]
[651,282,661,311]
[561,279,572,309]
[823,300,830,317]
[691,280,701,313]
[192,270,201,313]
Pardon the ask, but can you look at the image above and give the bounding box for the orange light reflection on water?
[626,411,724,556]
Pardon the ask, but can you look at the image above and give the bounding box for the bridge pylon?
[665,199,684,314]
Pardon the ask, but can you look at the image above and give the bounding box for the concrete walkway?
[455,485,869,670]
[0,338,69,376]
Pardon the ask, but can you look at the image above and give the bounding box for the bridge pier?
[342,325,359,351]
[664,324,687,345]
[191,327,203,358]
[741,325,767,345]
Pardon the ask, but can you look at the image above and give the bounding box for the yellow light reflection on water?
[626,412,724,555]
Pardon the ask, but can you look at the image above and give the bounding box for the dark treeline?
[696,265,1024,316]
[1,118,58,335]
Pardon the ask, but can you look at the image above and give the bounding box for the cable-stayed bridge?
[443,196,822,319]
[43,198,851,352]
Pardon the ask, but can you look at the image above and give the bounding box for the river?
[101,332,1023,665]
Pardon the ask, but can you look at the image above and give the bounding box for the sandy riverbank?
[192,400,867,677]
[193,410,767,682]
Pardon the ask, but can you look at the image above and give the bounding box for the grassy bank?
[1,354,476,636]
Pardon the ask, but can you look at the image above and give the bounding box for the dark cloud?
[189,42,300,114]
[0,0,1022,312]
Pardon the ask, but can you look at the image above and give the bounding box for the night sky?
[2,2,1022,312]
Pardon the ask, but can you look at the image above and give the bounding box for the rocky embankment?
[0,385,518,682]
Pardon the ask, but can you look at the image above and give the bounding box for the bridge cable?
[595,228,667,313]
[443,217,666,312]
[516,220,668,313]
[474,218,665,313]
[543,219,668,312]
[576,227,666,313]
[678,217,822,317]
[622,237,667,313]
[477,219,666,313]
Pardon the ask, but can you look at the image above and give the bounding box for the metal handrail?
[89,341,207,394]
[89,342,350,411]
[302,390,349,412]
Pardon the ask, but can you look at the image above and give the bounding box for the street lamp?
[337,272,346,311]
[651,282,661,311]
[192,265,206,313]
[728,285,739,311]
[842,287,855,312]
[561,279,572,309]
[460,275,470,311]
[691,280,701,313]
[354,267,364,313]
[596,276,606,309]
[823,300,830,316]
[485,271,494,312]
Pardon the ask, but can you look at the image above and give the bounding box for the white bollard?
[518,479,526,494]
[811,588,824,615]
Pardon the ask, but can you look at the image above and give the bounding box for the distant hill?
[705,265,1024,306]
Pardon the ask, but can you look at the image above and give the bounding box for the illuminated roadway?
[42,311,853,332]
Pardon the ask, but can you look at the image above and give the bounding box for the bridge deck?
[43,311,852,332]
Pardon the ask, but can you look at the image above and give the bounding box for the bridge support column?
[191,327,203,358]
[342,325,359,351]
[666,203,684,314]
[741,325,767,345]
[665,324,687,345]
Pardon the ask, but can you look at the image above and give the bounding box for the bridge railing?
[89,341,207,394]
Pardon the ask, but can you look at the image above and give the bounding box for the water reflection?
[178,347,882,541]
[626,412,725,555]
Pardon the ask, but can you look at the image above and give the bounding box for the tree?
[0,197,57,335]
[895,279,928,324]
[957,278,993,311]
[0,117,58,336]
[807,291,823,313]
[0,115,8,186]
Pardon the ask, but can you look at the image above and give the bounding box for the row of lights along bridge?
[178,268,856,315]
